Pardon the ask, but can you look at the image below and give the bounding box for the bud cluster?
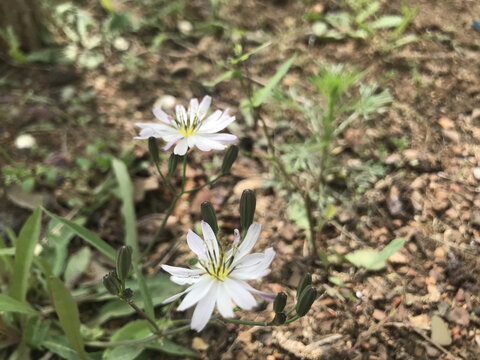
[103,245,133,300]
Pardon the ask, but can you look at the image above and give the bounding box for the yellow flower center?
[180,127,195,137]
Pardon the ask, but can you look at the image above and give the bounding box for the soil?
[1,0,480,359]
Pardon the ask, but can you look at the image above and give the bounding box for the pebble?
[15,134,36,149]
[154,95,177,111]
[473,168,480,181]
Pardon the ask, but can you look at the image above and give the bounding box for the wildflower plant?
[0,94,316,359]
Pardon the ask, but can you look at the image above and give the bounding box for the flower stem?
[222,318,271,326]
[126,299,161,335]
[183,173,224,194]
[181,154,188,193]
[154,162,174,193]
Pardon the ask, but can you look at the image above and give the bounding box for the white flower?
[135,96,237,156]
[161,221,276,331]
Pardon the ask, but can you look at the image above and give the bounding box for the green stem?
[154,162,174,193]
[223,318,270,326]
[183,173,224,194]
[126,299,161,335]
[181,154,188,193]
[87,335,157,348]
[284,315,300,324]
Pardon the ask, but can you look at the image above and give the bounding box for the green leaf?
[104,320,151,360]
[377,237,405,262]
[203,69,240,87]
[325,12,351,29]
[328,276,346,287]
[112,158,154,319]
[251,53,297,107]
[345,238,405,270]
[49,276,88,360]
[42,208,116,261]
[230,41,271,65]
[355,1,380,23]
[286,199,309,230]
[0,235,13,272]
[325,204,337,220]
[147,340,199,358]
[46,216,87,277]
[21,177,35,193]
[93,274,180,325]
[370,15,403,29]
[24,316,50,349]
[0,294,37,315]
[43,336,85,360]
[64,247,92,288]
[10,208,42,302]
[100,0,115,13]
[0,247,15,255]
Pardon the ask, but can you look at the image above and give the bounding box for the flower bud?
[240,189,256,230]
[273,312,286,325]
[273,292,287,313]
[116,246,132,283]
[122,288,134,301]
[148,137,159,165]
[201,202,219,235]
[168,154,180,178]
[296,273,312,300]
[296,285,317,317]
[221,145,238,174]
[103,271,122,295]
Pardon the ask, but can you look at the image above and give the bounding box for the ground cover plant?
[1,0,480,359]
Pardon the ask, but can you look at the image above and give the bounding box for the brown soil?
[2,0,480,359]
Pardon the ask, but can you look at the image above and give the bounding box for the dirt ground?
[2,0,480,359]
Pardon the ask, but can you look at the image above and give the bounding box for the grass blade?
[49,276,88,360]
[112,158,154,319]
[0,294,37,315]
[42,208,116,261]
[251,53,297,107]
[10,208,42,302]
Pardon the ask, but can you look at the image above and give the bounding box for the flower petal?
[201,221,220,263]
[153,108,174,125]
[216,282,234,318]
[191,282,217,331]
[189,98,199,121]
[187,230,207,260]
[200,133,237,144]
[170,276,199,285]
[176,105,188,126]
[178,276,214,311]
[162,287,191,304]
[241,282,276,301]
[173,138,189,155]
[199,109,235,133]
[231,223,262,266]
[192,136,227,151]
[223,278,256,310]
[198,96,212,120]
[231,248,275,280]
[161,264,203,277]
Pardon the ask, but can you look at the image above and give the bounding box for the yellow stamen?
[180,127,195,137]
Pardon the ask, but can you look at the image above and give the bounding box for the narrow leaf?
[112,159,154,319]
[42,208,115,260]
[49,276,88,360]
[0,294,37,315]
[64,247,92,288]
[10,208,42,302]
[251,53,297,107]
